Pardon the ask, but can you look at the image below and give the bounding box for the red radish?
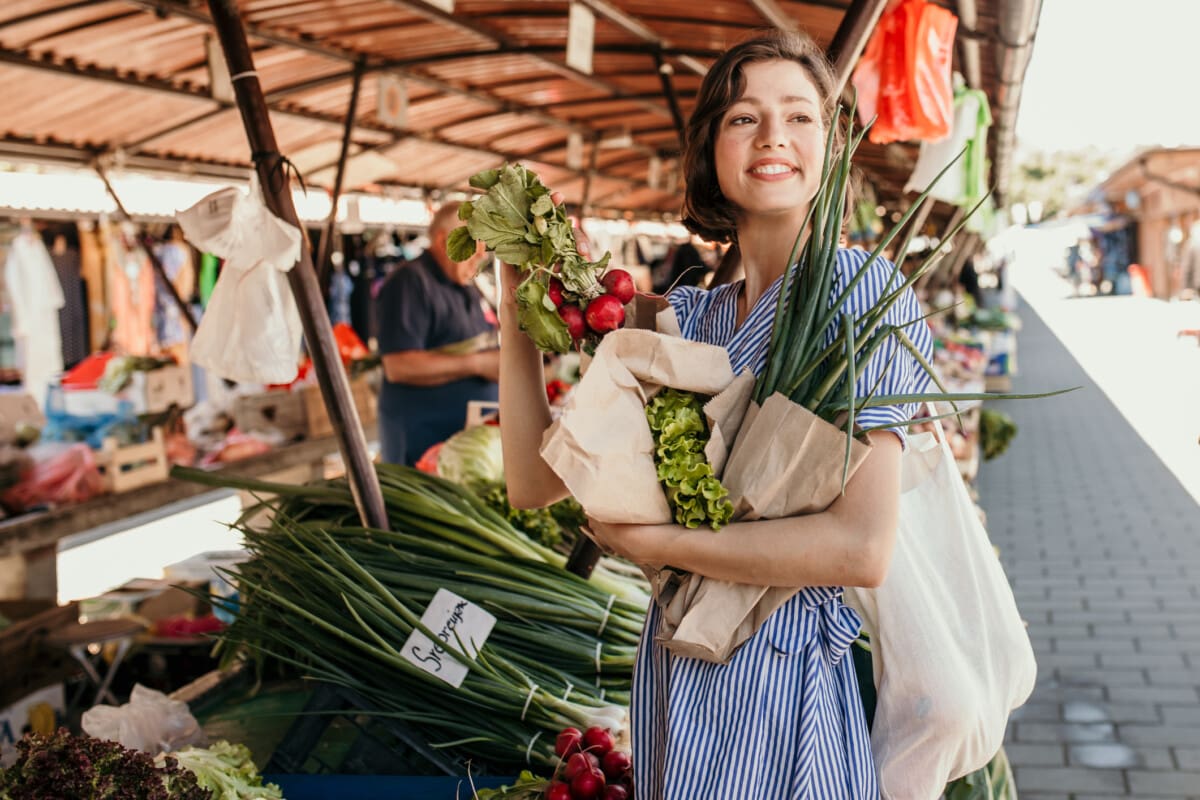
[601,750,631,780]
[600,269,636,304]
[564,752,593,781]
[555,727,583,758]
[582,726,615,756]
[570,768,606,799]
[584,295,624,334]
[558,305,586,340]
[548,277,566,308]
[545,781,572,800]
[602,786,629,800]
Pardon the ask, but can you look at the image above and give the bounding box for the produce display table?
[172,666,515,799]
[0,427,376,600]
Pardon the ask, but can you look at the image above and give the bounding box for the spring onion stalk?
[210,517,644,770]
[750,106,1075,482]
[172,464,652,770]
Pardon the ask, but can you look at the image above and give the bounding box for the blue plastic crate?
[265,774,516,800]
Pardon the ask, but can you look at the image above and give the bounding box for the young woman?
[499,30,932,799]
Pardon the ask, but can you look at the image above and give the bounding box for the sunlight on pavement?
[1006,228,1200,507]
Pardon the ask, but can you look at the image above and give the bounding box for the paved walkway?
[978,254,1200,797]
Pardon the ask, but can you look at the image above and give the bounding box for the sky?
[1015,1,1200,153]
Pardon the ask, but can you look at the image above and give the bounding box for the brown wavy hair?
[681,29,841,245]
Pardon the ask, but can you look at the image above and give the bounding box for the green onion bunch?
[756,104,1069,480]
[173,465,648,771]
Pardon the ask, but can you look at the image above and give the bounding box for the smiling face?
[713,59,827,230]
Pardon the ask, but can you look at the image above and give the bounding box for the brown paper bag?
[655,393,873,663]
[539,328,741,524]
[722,392,872,520]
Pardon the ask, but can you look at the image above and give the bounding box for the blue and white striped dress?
[631,247,934,799]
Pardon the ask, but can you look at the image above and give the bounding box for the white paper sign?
[207,36,234,104]
[401,589,496,688]
[566,1,595,75]
[647,155,662,190]
[377,73,409,129]
[566,132,584,171]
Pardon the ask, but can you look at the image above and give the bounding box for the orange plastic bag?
[860,0,957,144]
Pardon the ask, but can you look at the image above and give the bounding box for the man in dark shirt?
[374,203,499,465]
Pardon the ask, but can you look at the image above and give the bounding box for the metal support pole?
[826,0,889,96]
[94,162,198,332]
[316,59,366,291]
[654,51,686,152]
[206,0,388,530]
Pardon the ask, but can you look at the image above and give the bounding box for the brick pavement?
[977,296,1200,799]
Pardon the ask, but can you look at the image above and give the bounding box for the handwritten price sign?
[400,589,496,688]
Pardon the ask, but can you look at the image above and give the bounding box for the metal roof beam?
[0,44,653,192]
[117,1,661,159]
[747,0,799,31]
[382,0,672,119]
[574,0,708,76]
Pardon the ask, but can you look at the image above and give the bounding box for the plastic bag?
[860,0,957,144]
[177,176,304,385]
[844,417,1036,798]
[81,684,207,754]
[0,443,106,512]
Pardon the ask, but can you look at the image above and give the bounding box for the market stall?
[0,1,1045,798]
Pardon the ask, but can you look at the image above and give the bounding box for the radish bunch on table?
[449,163,636,354]
[545,725,634,800]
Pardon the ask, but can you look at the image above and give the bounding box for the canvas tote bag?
[844,416,1037,799]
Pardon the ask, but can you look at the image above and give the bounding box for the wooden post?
[206,0,388,530]
[316,59,366,292]
[653,51,686,152]
[826,0,890,96]
[95,163,198,332]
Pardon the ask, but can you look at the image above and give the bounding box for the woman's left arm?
[588,430,903,589]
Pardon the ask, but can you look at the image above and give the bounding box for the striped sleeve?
[665,284,706,334]
[833,248,934,447]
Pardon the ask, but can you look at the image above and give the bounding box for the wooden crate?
[232,390,308,440]
[0,601,79,710]
[96,428,170,493]
[303,378,377,440]
[133,364,195,413]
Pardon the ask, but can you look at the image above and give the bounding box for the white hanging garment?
[5,231,66,408]
[904,90,982,204]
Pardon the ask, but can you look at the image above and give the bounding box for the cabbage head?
[437,424,504,489]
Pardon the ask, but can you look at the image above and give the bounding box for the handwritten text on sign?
[400,589,496,688]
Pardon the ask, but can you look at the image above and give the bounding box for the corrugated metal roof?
[0,0,1040,225]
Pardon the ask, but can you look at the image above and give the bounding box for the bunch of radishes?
[543,725,633,800]
[549,269,636,346]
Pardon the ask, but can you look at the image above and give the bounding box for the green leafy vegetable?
[979,408,1017,461]
[156,741,281,800]
[446,225,478,263]
[0,728,211,799]
[645,389,733,530]
[472,770,547,799]
[437,424,505,489]
[454,163,613,354]
[476,480,585,551]
[516,278,572,354]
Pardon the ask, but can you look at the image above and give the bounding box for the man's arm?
[381,349,500,386]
